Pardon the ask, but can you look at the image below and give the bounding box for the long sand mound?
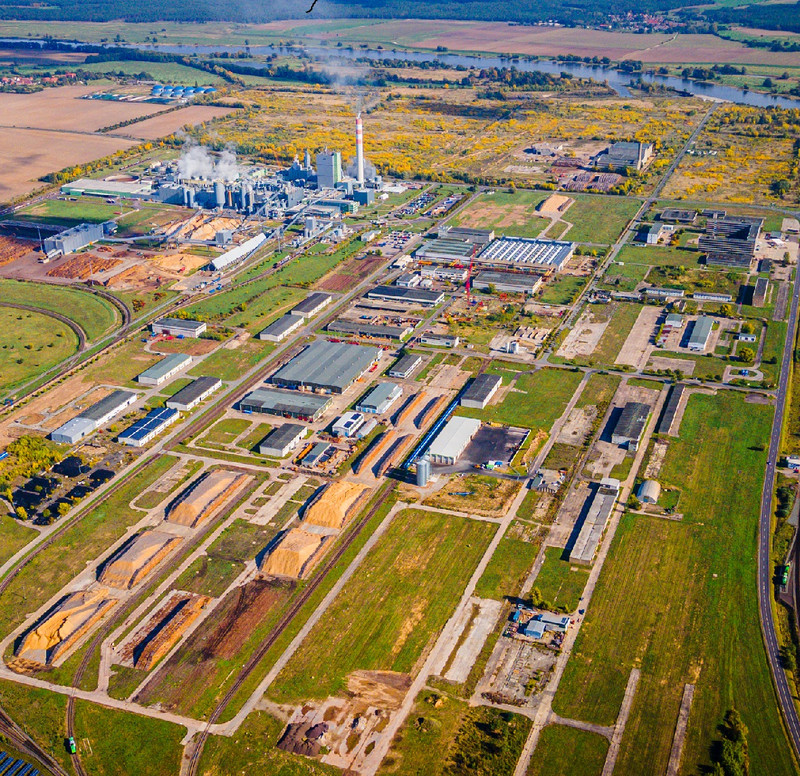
[260,528,325,578]
[168,470,250,528]
[16,588,116,665]
[99,531,183,590]
[304,481,369,530]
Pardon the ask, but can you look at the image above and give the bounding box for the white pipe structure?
[355,112,365,186]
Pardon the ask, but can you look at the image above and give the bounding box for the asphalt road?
[759,254,800,757]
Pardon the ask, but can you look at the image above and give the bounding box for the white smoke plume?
[346,156,376,181]
[177,141,240,182]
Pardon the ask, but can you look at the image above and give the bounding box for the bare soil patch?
[110,105,235,140]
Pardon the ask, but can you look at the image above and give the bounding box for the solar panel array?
[119,407,179,444]
[0,751,40,776]
[479,237,574,269]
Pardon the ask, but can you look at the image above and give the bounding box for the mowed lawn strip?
[553,392,796,775]
[268,509,496,703]
[0,279,120,341]
[0,455,176,636]
[526,724,609,776]
[457,368,583,434]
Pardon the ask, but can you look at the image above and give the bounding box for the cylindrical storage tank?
[214,181,225,208]
[416,458,431,487]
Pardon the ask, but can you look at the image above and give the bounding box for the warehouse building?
[258,314,304,342]
[656,384,685,435]
[439,226,495,245]
[356,382,402,414]
[333,411,366,438]
[472,271,543,295]
[366,286,444,307]
[151,318,207,338]
[43,222,109,258]
[611,401,650,450]
[420,333,460,348]
[427,416,482,465]
[659,208,697,225]
[461,374,502,410]
[692,291,732,303]
[290,292,332,319]
[302,442,332,467]
[389,353,423,379]
[396,273,421,288]
[270,340,381,394]
[687,316,713,352]
[327,319,413,341]
[136,353,192,386]
[211,233,267,272]
[118,407,179,447]
[51,389,138,444]
[419,266,469,283]
[595,141,653,171]
[753,277,769,307]
[61,177,153,198]
[239,387,331,421]
[700,216,762,268]
[257,423,307,457]
[478,237,574,271]
[166,376,222,411]
[569,478,620,564]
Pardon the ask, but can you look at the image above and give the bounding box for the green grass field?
[0,514,37,567]
[562,195,641,245]
[526,725,609,776]
[475,522,544,601]
[615,244,702,268]
[458,368,583,434]
[539,275,589,306]
[79,59,225,85]
[14,198,132,224]
[598,261,650,292]
[576,372,621,411]
[449,190,550,238]
[553,392,796,775]
[531,547,590,612]
[201,418,251,446]
[0,308,78,392]
[187,340,272,381]
[0,279,120,341]
[268,509,496,703]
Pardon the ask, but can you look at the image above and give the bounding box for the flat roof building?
[257,423,307,457]
[165,376,222,411]
[258,314,304,342]
[333,411,366,438]
[240,387,331,421]
[419,266,469,282]
[438,225,495,245]
[152,318,207,338]
[700,216,762,268]
[656,384,685,435]
[43,222,107,258]
[611,401,650,450]
[303,442,332,467]
[356,382,402,414]
[136,353,192,386]
[366,286,444,307]
[427,416,481,465]
[389,353,423,379]
[327,318,412,341]
[659,208,697,225]
[595,141,653,171]
[644,287,684,298]
[61,177,153,198]
[753,277,769,307]
[472,271,543,295]
[270,340,381,394]
[692,291,732,303]
[51,389,138,445]
[569,478,620,564]
[687,316,714,352]
[290,292,332,319]
[461,374,502,410]
[118,407,179,447]
[420,333,460,348]
[478,237,574,271]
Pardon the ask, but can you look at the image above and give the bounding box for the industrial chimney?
[355,112,365,186]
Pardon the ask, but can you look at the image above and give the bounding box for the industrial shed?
[389,353,423,379]
[356,382,402,414]
[427,416,482,465]
[258,314,304,342]
[270,340,381,394]
[136,353,192,386]
[472,271,543,295]
[165,377,222,411]
[687,316,714,352]
[151,317,207,338]
[637,480,661,504]
[240,387,331,421]
[461,374,502,410]
[366,286,444,307]
[570,478,620,565]
[611,402,650,451]
[51,390,138,444]
[257,424,307,457]
[327,318,412,341]
[290,292,332,319]
[118,407,179,447]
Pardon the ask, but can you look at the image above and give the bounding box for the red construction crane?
[466,242,477,305]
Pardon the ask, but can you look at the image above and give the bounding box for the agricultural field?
[111,105,237,141]
[268,508,496,703]
[0,307,79,392]
[553,392,795,775]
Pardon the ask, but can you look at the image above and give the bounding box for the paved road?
[758,252,800,757]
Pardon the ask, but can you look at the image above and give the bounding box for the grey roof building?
[165,376,222,411]
[700,216,762,268]
[270,340,381,394]
[687,316,714,352]
[290,292,332,319]
[472,271,543,295]
[151,318,207,338]
[356,382,402,414]
[595,141,653,171]
[136,353,193,386]
[753,277,769,307]
[461,374,502,410]
[611,402,650,450]
[240,387,331,421]
[257,423,307,457]
[637,480,661,504]
[327,318,412,341]
[258,314,304,342]
[51,389,138,445]
[570,478,620,564]
[366,286,444,307]
[389,353,423,379]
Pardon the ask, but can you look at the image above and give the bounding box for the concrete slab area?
[444,597,503,683]
[666,683,695,776]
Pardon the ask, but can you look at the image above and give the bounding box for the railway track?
[0,705,69,776]
[185,482,394,776]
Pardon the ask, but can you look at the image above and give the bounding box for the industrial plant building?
[687,316,714,352]
[611,402,650,450]
[419,266,469,283]
[569,478,620,565]
[166,376,222,411]
[42,221,114,258]
[366,286,444,307]
[316,149,342,189]
[327,318,412,341]
[257,424,307,457]
[389,353,423,379]
[269,340,381,394]
[258,314,305,342]
[356,382,402,414]
[478,237,574,271]
[595,141,654,171]
[427,416,482,465]
[151,318,207,338]
[136,353,192,386]
[290,292,332,319]
[118,407,179,447]
[60,178,154,199]
[239,387,331,421]
[51,389,138,445]
[700,216,762,268]
[472,271,543,295]
[461,374,502,410]
[211,233,267,272]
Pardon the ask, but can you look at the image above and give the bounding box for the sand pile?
[304,481,369,530]
[260,529,324,578]
[16,588,116,665]
[536,193,573,215]
[168,470,250,528]
[99,531,183,590]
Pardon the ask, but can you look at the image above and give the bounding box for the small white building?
[332,411,366,438]
[151,317,207,338]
